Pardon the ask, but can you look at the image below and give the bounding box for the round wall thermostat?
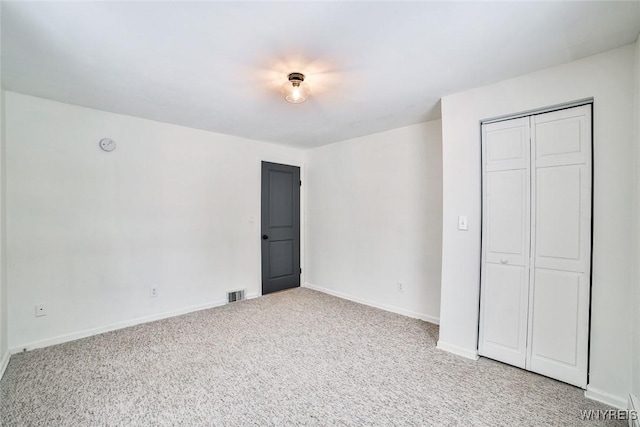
[99,138,116,152]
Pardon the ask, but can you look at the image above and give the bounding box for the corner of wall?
[0,86,7,379]
[0,0,10,381]
[632,33,640,399]
[303,121,444,325]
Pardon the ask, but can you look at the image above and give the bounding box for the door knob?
[500,258,508,264]
[262,235,269,240]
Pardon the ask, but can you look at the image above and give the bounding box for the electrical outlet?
[151,287,158,297]
[35,304,47,317]
[397,282,404,292]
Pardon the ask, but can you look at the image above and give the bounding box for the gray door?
[261,161,300,295]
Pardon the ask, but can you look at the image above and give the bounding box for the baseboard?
[0,350,10,380]
[303,282,439,325]
[584,385,628,410]
[436,340,480,360]
[10,292,261,354]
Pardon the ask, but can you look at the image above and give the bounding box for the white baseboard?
[303,282,439,325]
[436,340,480,360]
[10,292,260,354]
[0,350,10,380]
[584,385,627,410]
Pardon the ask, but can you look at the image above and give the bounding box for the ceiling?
[2,1,640,148]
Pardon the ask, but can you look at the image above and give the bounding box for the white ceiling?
[2,1,640,148]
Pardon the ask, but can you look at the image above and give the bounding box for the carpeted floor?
[0,287,624,426]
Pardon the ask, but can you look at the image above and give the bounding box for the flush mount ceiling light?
[282,72,309,104]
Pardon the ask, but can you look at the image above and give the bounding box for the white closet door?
[527,105,592,388]
[479,117,531,368]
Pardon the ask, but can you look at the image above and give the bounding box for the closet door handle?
[500,258,508,264]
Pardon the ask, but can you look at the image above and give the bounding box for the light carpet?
[0,287,624,426]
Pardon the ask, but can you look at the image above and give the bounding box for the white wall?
[304,121,442,323]
[633,35,640,399]
[0,90,6,365]
[5,92,304,351]
[0,0,9,377]
[438,45,636,406]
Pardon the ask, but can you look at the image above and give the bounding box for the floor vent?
[227,290,245,304]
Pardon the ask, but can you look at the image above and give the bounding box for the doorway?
[478,103,593,388]
[261,161,301,295]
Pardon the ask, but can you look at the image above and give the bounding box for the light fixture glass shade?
[282,73,310,104]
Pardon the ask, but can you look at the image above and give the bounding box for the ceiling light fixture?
[282,72,309,104]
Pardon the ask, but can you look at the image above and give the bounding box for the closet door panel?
[527,268,589,387]
[533,107,589,167]
[528,105,591,389]
[479,117,530,367]
[479,263,529,368]
[485,169,528,266]
[534,164,588,272]
[484,118,529,171]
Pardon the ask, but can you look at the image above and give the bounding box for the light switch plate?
[458,215,468,231]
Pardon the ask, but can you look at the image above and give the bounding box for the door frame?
[258,156,305,295]
[477,98,594,386]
